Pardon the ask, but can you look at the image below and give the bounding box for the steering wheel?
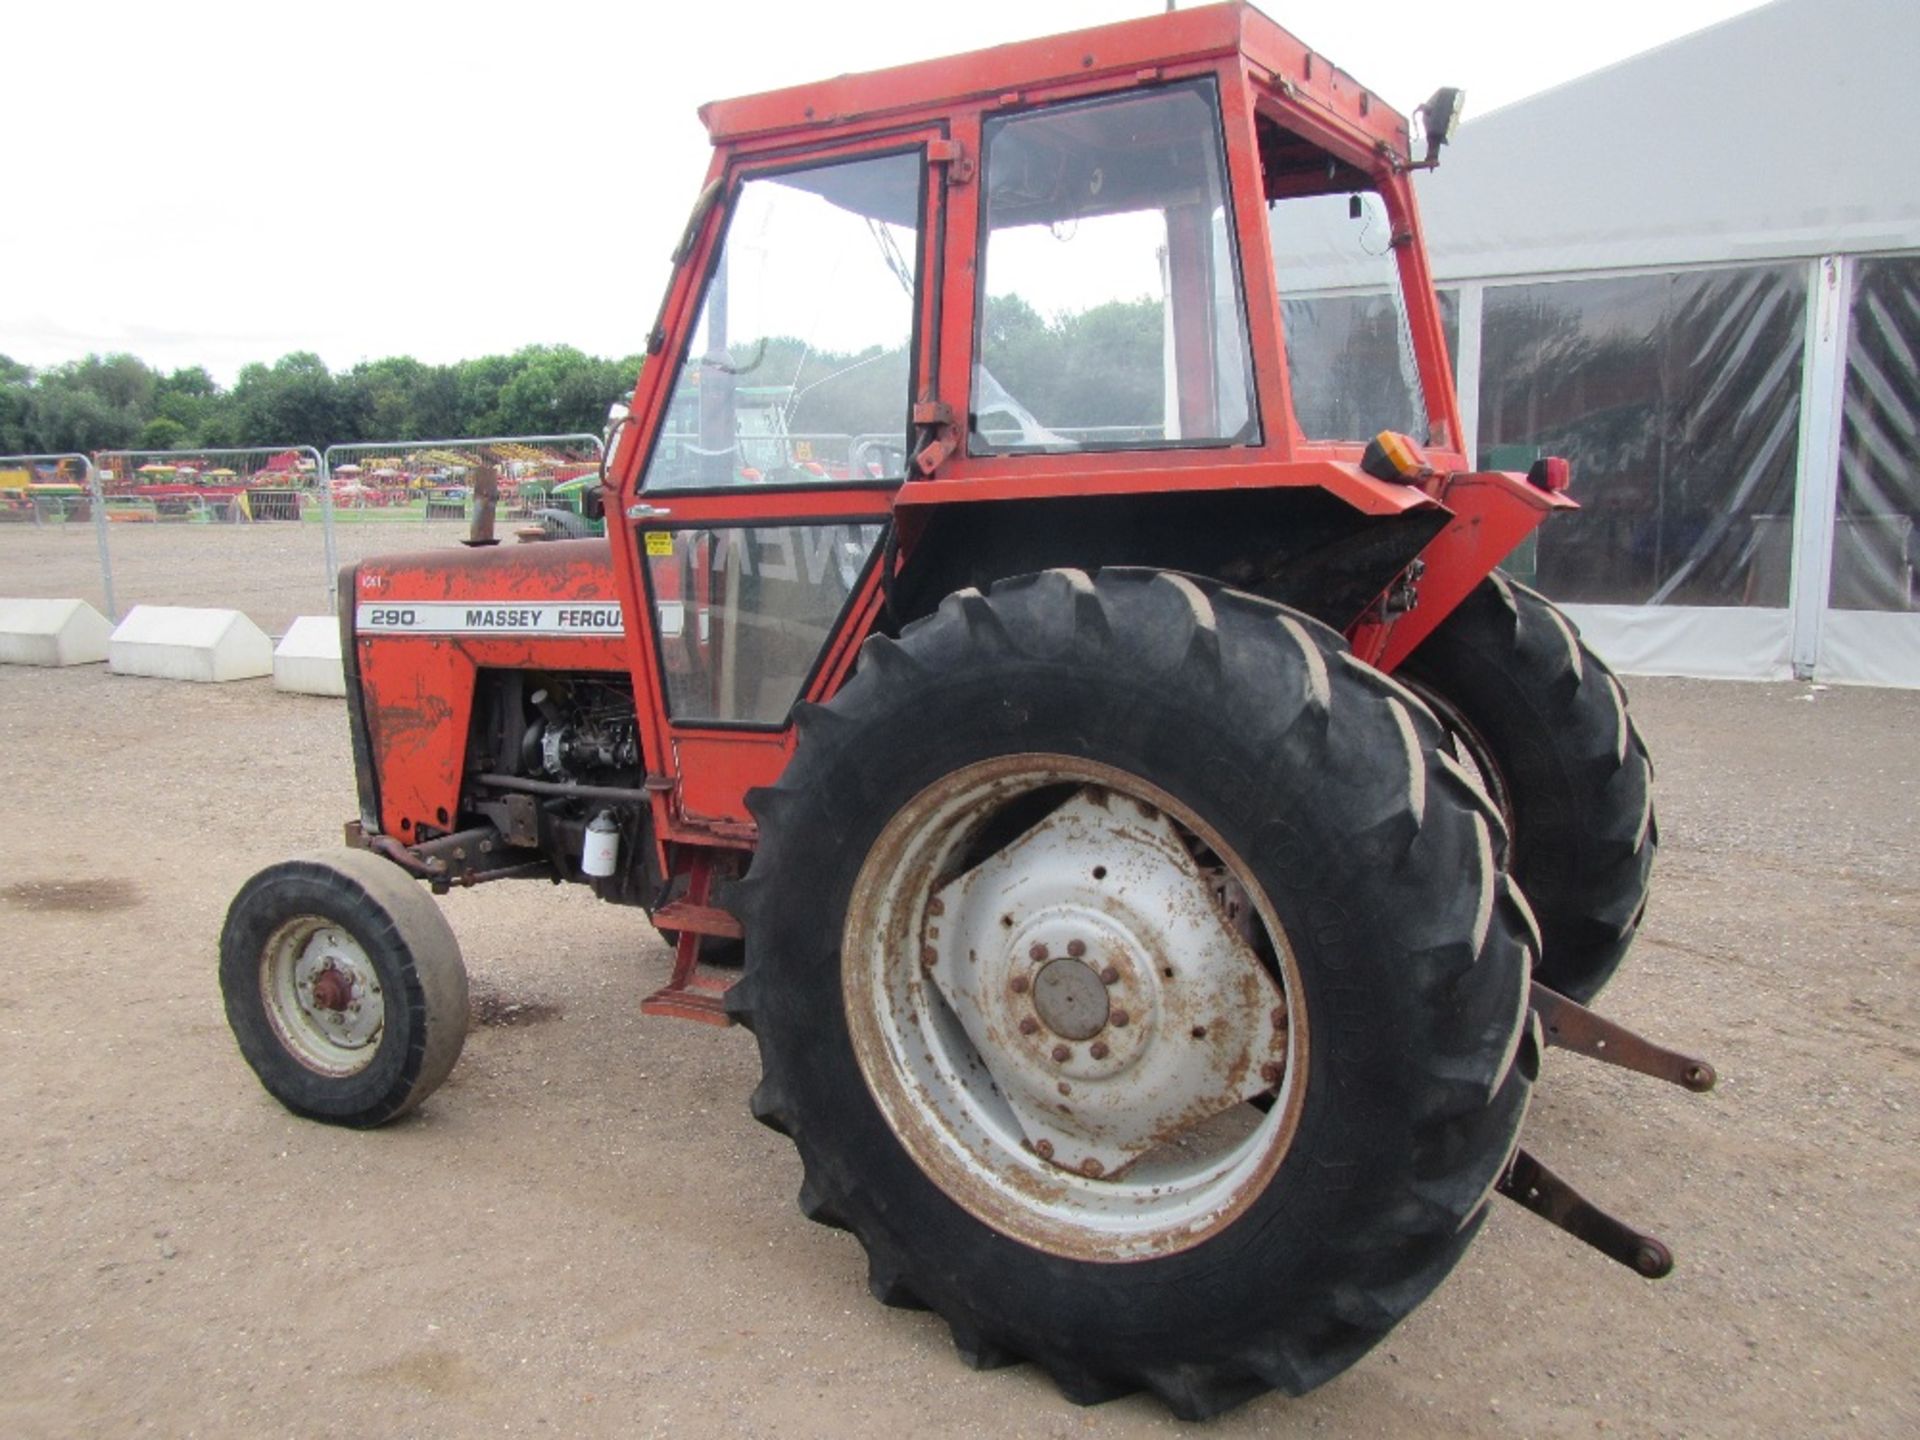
[850,437,910,480]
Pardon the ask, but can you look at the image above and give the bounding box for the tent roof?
[1415,0,1920,282]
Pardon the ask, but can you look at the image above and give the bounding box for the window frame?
[1267,183,1443,446]
[636,138,933,499]
[639,513,893,730]
[965,76,1263,459]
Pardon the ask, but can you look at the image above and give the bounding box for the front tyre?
[220,849,469,1127]
[730,569,1537,1418]
[1398,573,1656,1002]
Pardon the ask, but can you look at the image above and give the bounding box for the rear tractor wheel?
[729,568,1538,1418]
[1399,573,1656,1002]
[219,849,469,1127]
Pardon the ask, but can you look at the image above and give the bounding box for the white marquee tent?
[1409,0,1920,685]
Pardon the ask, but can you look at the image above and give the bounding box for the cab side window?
[971,82,1257,454]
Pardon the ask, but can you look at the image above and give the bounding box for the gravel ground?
[0,596,1915,1435]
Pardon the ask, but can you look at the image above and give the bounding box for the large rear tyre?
[220,849,469,1127]
[1398,573,1655,1002]
[729,569,1537,1419]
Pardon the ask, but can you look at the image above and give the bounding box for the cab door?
[612,132,947,834]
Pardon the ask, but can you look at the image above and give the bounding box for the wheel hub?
[291,936,381,1049]
[262,920,386,1075]
[922,788,1288,1179]
[309,963,354,1014]
[1031,957,1108,1040]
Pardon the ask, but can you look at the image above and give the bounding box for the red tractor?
[220,4,1705,1417]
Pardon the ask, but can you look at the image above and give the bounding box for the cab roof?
[699,2,1412,164]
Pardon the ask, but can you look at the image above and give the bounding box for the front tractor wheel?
[219,849,469,1127]
[729,569,1538,1418]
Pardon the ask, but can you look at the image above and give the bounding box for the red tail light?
[1527,456,1571,493]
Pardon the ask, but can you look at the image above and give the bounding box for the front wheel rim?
[259,916,387,1077]
[842,755,1309,1263]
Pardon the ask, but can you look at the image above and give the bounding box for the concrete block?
[109,605,273,683]
[0,598,113,667]
[273,615,346,697]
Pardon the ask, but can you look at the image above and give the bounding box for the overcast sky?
[4,0,1773,383]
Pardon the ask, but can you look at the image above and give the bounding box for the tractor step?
[651,900,744,939]
[641,971,735,1026]
[643,854,742,1025]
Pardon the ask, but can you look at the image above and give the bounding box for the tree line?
[0,346,646,457]
[1,295,1166,460]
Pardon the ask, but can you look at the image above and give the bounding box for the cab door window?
[649,522,885,724]
[642,150,925,490]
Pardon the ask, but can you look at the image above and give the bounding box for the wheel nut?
[1099,965,1119,985]
[1035,1139,1054,1160]
[1260,1061,1284,1086]
[1066,939,1086,958]
[1051,1044,1071,1063]
[1090,1041,1109,1060]
[1010,975,1030,994]
[1110,1008,1130,1027]
[1018,1017,1040,1036]
[927,897,945,916]
[1080,1158,1104,1178]
[1028,943,1048,962]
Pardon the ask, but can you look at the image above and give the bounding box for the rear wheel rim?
[259,917,386,1077]
[1398,673,1517,841]
[842,754,1309,1263]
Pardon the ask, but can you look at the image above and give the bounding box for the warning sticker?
[643,530,674,557]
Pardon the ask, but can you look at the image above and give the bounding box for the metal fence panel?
[0,451,116,619]
[84,446,329,637]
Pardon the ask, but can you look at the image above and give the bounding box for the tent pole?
[1787,255,1850,681]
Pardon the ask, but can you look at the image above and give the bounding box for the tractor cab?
[601,1,1548,842]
